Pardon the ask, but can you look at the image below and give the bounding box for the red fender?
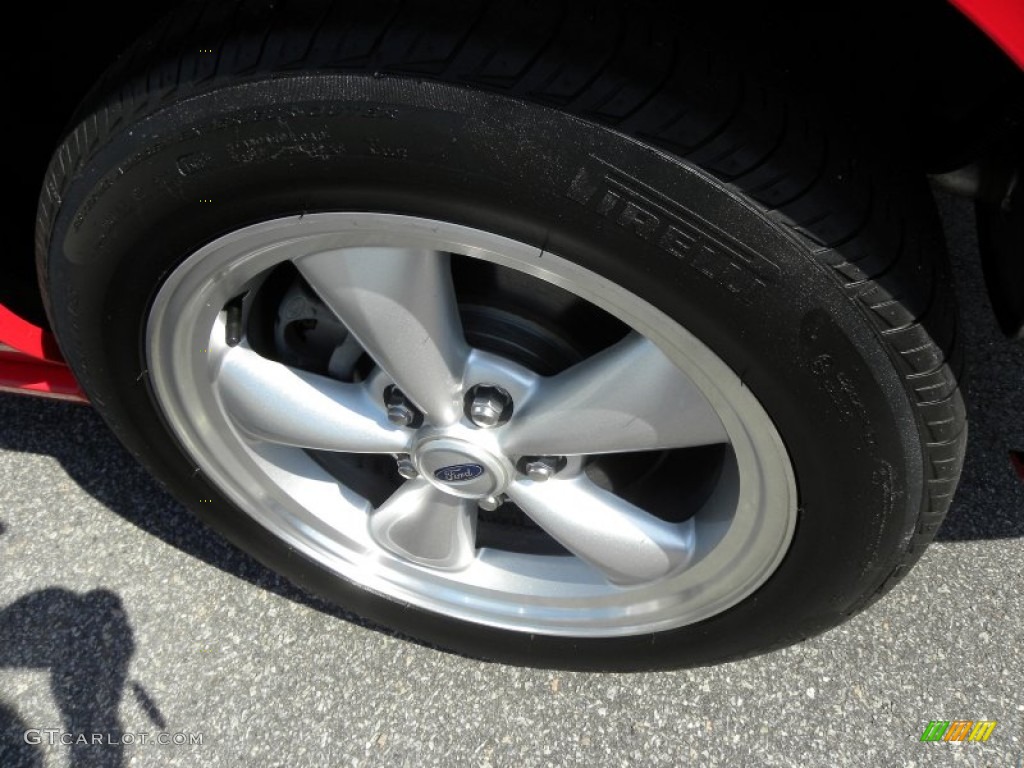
[0,304,87,403]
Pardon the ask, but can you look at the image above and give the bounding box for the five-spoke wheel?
[146,214,796,637]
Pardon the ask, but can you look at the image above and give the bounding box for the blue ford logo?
[434,464,485,483]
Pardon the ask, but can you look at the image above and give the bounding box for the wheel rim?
[147,213,797,637]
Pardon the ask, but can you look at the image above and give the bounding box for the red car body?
[0,303,85,403]
[2,0,1022,406]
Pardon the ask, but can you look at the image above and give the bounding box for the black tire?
[37,0,965,670]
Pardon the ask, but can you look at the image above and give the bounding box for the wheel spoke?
[500,333,728,456]
[507,475,695,585]
[369,480,478,570]
[215,344,409,453]
[295,247,469,426]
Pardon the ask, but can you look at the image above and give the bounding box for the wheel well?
[5,0,1021,328]
[1,1,172,326]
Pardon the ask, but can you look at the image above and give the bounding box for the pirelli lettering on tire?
[566,160,780,301]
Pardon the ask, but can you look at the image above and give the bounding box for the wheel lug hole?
[519,456,566,482]
[465,384,513,428]
[384,386,423,428]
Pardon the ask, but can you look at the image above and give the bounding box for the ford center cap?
[414,437,511,499]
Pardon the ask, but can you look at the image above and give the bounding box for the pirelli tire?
[37,1,965,670]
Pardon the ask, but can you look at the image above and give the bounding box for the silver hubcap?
[147,214,797,637]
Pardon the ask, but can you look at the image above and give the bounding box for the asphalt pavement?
[0,193,1021,767]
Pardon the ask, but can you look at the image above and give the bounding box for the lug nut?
[385,386,422,428]
[522,456,565,482]
[396,456,419,480]
[466,384,513,428]
[478,495,504,512]
[525,462,555,482]
[387,403,416,427]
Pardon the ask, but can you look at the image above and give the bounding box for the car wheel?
[37,1,965,669]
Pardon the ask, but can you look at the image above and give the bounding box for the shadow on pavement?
[0,588,144,768]
[933,194,1024,542]
[0,702,40,768]
[0,394,391,632]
